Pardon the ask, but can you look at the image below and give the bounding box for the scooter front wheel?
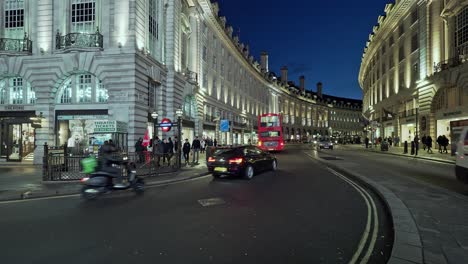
[81,186,99,200]
[133,179,145,195]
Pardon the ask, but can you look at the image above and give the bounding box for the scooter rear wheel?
[133,180,145,194]
[81,186,99,200]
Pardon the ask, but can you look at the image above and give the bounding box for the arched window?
[0,76,36,105]
[56,73,108,104]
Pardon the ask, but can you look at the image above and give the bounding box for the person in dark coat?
[214,138,218,147]
[437,135,443,153]
[442,135,449,154]
[421,134,427,151]
[192,136,201,164]
[414,135,419,156]
[426,136,433,153]
[153,137,164,166]
[365,137,369,149]
[135,137,145,163]
[182,139,191,164]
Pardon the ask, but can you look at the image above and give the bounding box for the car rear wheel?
[213,173,221,179]
[244,165,254,180]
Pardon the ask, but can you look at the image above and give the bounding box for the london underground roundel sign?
[160,118,172,132]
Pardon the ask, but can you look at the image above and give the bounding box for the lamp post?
[151,112,159,143]
[176,108,183,168]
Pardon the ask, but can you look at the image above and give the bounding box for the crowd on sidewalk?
[363,133,452,156]
[134,136,220,167]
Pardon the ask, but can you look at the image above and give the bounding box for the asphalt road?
[0,145,392,264]
[318,146,468,196]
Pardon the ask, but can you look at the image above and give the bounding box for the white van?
[455,127,468,183]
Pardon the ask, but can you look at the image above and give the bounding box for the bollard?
[411,141,415,155]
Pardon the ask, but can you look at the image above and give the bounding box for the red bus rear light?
[229,158,244,164]
[208,157,216,162]
[280,142,284,146]
[258,141,262,146]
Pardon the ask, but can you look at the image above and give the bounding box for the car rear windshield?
[213,148,243,156]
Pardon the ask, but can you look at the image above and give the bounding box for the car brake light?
[280,142,284,146]
[258,141,262,146]
[229,158,244,164]
[208,157,216,162]
[81,177,90,182]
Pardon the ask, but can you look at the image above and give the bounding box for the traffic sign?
[160,118,172,132]
[220,120,229,132]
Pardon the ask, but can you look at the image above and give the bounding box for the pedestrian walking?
[421,134,427,151]
[437,135,443,153]
[395,136,400,147]
[214,138,218,147]
[206,137,213,147]
[153,136,164,167]
[200,139,206,153]
[135,137,145,163]
[426,135,433,153]
[442,135,449,154]
[167,137,174,165]
[414,135,419,156]
[162,138,170,165]
[182,139,191,164]
[192,136,201,164]
[365,137,369,149]
[388,137,393,146]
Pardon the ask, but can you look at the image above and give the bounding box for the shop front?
[0,109,36,162]
[55,110,111,155]
[384,121,394,138]
[401,121,416,143]
[435,110,468,145]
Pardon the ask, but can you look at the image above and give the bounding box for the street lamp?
[176,108,183,168]
[151,112,159,142]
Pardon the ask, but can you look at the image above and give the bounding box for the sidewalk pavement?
[0,154,209,202]
[341,144,456,164]
[313,150,468,264]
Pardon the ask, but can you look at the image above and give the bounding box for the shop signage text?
[443,111,462,117]
[92,120,128,133]
[3,105,24,110]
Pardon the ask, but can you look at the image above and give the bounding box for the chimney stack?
[280,66,288,84]
[260,52,269,72]
[299,76,305,92]
[316,82,323,97]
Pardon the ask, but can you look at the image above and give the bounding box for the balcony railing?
[184,69,198,85]
[434,43,468,73]
[458,43,468,62]
[0,33,32,54]
[56,29,103,50]
[399,109,416,118]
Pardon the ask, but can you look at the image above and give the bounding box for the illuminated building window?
[411,33,419,52]
[71,0,96,33]
[202,46,207,61]
[411,9,418,25]
[0,77,35,105]
[4,0,24,39]
[399,46,405,62]
[389,35,394,46]
[57,73,107,104]
[456,6,468,47]
[399,24,405,37]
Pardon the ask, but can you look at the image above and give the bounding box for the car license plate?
[214,167,227,172]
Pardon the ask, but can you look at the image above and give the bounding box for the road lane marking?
[0,174,212,205]
[198,197,226,207]
[304,152,379,264]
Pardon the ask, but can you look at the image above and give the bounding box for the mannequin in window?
[67,135,76,156]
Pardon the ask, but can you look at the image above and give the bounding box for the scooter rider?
[99,140,125,187]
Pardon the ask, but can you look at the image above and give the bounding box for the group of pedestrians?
[135,136,179,166]
[436,135,449,154]
[421,134,449,154]
[421,134,434,153]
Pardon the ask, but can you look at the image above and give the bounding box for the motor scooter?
[80,160,145,200]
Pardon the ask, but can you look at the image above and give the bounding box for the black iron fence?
[42,143,181,181]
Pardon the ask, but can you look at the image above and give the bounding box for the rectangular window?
[456,6,468,47]
[382,44,386,55]
[399,46,405,62]
[78,74,92,103]
[411,34,418,52]
[0,79,5,104]
[399,24,405,37]
[213,56,217,70]
[60,79,72,104]
[412,63,419,82]
[411,9,418,25]
[389,35,394,46]
[389,53,394,68]
[399,70,405,88]
[4,0,25,39]
[220,63,225,76]
[27,83,36,104]
[149,0,159,39]
[71,0,96,33]
[202,46,207,61]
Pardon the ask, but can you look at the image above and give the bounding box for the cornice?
[358,0,416,88]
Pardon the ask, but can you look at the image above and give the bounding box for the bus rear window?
[260,116,279,127]
[260,131,280,137]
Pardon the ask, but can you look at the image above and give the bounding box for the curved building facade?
[359,0,468,146]
[0,0,362,164]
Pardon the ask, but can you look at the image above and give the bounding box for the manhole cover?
[321,157,343,161]
[198,197,226,207]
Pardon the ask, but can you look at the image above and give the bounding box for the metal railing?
[56,29,103,50]
[434,43,468,73]
[185,70,198,85]
[0,34,32,54]
[399,109,416,118]
[458,43,468,62]
[43,145,181,181]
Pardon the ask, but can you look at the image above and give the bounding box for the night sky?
[217,0,391,100]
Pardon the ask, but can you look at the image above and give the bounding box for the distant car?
[318,139,334,150]
[455,127,468,183]
[207,146,278,180]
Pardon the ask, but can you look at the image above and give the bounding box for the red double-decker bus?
[257,113,284,152]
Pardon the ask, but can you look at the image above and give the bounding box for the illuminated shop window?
[0,77,35,105]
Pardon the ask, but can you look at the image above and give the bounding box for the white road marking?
[304,152,379,264]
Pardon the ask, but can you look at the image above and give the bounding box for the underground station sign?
[159,118,173,132]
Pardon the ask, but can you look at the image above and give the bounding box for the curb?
[342,146,455,165]
[0,171,211,203]
[312,154,424,264]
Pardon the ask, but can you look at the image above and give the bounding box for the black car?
[207,146,278,179]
